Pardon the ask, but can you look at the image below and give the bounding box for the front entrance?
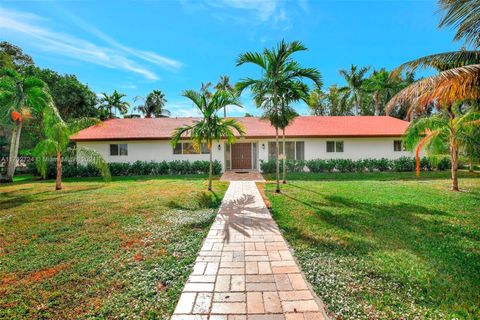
[231,143,252,170]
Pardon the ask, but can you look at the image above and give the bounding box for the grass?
[262,171,480,320]
[0,175,228,320]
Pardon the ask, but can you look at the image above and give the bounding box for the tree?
[171,88,245,191]
[308,85,351,116]
[364,68,404,116]
[134,90,170,118]
[215,75,235,117]
[236,40,322,193]
[33,109,110,190]
[339,65,370,115]
[403,109,480,188]
[386,0,480,191]
[26,67,99,120]
[99,90,130,119]
[0,68,54,182]
[0,42,34,70]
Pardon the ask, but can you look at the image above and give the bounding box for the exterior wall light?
[218,144,221,151]
[262,143,265,150]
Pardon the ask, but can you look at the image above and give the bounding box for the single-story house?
[71,116,412,172]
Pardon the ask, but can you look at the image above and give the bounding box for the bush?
[33,160,222,179]
[306,159,327,173]
[437,157,451,171]
[335,159,356,172]
[285,160,306,173]
[260,160,276,174]
[391,157,416,172]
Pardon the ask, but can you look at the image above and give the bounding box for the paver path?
[172,181,327,320]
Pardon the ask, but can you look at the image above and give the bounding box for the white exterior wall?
[77,140,226,171]
[77,137,411,173]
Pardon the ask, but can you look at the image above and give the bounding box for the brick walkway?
[171,181,327,320]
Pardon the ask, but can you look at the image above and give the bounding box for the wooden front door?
[231,143,252,170]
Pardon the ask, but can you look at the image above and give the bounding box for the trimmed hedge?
[260,157,451,174]
[31,160,222,179]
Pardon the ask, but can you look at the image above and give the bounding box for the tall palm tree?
[403,109,480,189]
[99,90,130,118]
[34,109,110,190]
[236,40,322,193]
[171,88,245,191]
[215,75,235,117]
[386,0,480,191]
[134,90,170,118]
[339,65,370,115]
[0,68,54,182]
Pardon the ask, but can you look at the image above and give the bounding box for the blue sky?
[0,0,461,116]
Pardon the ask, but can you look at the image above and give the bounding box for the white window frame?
[268,141,305,161]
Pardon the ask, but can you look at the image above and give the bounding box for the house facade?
[71,116,412,172]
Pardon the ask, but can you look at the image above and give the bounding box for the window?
[295,142,305,160]
[268,141,305,161]
[110,144,128,156]
[173,142,210,155]
[173,143,182,154]
[394,140,404,152]
[326,141,335,153]
[327,141,344,153]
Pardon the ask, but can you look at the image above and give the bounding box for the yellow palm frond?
[386,64,480,117]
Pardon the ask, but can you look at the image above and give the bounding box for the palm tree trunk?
[208,148,213,191]
[6,122,22,182]
[469,157,473,172]
[450,142,459,191]
[224,107,226,118]
[282,128,286,184]
[449,110,459,191]
[56,151,62,190]
[373,92,382,116]
[275,127,280,193]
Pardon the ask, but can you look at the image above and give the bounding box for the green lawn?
[0,175,227,320]
[262,171,480,320]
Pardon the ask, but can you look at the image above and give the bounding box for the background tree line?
[307,65,417,118]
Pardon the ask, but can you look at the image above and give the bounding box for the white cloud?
[0,7,182,80]
[181,0,288,24]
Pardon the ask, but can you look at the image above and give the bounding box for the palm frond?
[77,147,111,182]
[393,50,480,75]
[33,139,58,179]
[182,89,204,111]
[236,52,267,69]
[438,0,480,48]
[386,64,480,116]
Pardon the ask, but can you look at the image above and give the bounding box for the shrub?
[260,160,276,174]
[306,159,327,173]
[32,160,221,178]
[285,160,306,173]
[335,159,356,172]
[376,158,391,172]
[437,157,451,170]
[391,157,416,172]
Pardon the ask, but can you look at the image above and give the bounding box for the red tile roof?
[71,116,409,142]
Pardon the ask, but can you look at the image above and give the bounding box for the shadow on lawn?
[275,189,480,300]
[0,185,104,210]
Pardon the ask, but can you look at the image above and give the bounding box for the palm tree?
[0,68,54,182]
[403,109,480,189]
[339,65,370,115]
[134,90,170,118]
[386,0,480,191]
[171,88,245,191]
[215,75,235,117]
[364,69,404,116]
[34,109,111,190]
[236,40,322,193]
[99,90,130,118]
